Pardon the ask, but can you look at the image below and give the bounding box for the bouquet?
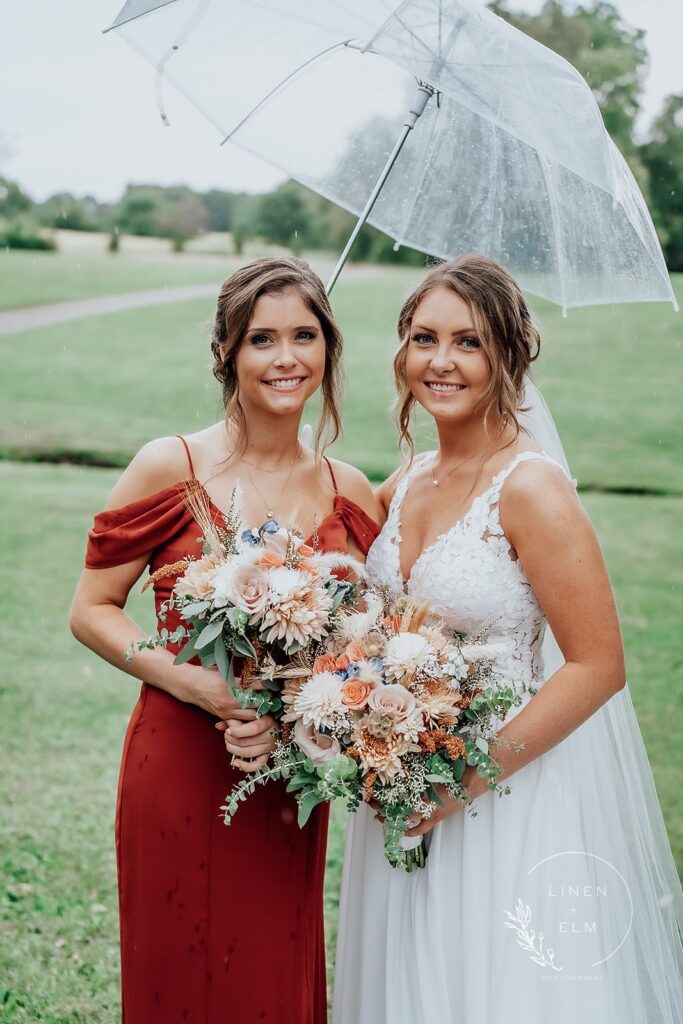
[222,592,524,870]
[127,483,363,713]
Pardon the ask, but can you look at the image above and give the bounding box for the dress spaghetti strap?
[323,455,339,494]
[176,435,196,480]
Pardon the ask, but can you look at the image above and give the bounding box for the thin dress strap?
[176,435,197,480]
[323,456,339,494]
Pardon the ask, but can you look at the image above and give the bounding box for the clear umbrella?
[106,0,677,311]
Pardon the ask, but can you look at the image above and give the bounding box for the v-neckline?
[394,451,532,586]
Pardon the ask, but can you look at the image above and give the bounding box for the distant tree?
[156,193,209,251]
[201,189,238,232]
[38,192,98,232]
[113,188,163,236]
[489,1,650,187]
[0,177,33,219]
[256,182,313,250]
[641,94,683,272]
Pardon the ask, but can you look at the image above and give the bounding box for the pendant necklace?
[243,444,302,519]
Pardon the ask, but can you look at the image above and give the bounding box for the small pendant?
[432,479,439,487]
[267,509,274,518]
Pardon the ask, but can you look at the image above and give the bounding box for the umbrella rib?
[219,40,353,146]
[104,0,178,33]
[537,153,568,315]
[392,99,442,249]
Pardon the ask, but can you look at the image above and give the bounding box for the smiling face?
[404,286,491,425]
[232,287,326,417]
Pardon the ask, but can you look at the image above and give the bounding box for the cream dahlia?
[383,632,433,682]
[293,671,347,730]
[260,567,333,648]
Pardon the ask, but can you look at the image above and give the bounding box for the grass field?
[0,263,681,490]
[0,249,681,1021]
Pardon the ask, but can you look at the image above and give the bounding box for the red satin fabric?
[85,483,379,1024]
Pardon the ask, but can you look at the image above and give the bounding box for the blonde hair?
[210,257,343,455]
[394,254,541,457]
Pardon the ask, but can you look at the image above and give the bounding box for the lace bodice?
[367,451,574,694]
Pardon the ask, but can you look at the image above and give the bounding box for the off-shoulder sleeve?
[324,496,380,556]
[85,485,193,569]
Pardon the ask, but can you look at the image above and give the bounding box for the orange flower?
[341,679,374,709]
[313,654,338,674]
[258,551,285,569]
[345,640,368,662]
[335,654,350,671]
[383,613,403,634]
[298,543,314,558]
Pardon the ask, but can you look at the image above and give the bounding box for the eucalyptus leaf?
[297,788,324,828]
[214,636,230,680]
[173,637,198,666]
[195,620,224,650]
[233,635,257,660]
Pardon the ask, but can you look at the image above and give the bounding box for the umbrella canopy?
[107,0,677,311]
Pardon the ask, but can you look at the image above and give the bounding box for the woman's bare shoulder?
[103,436,193,510]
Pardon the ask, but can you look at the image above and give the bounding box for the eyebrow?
[412,323,478,336]
[246,324,319,333]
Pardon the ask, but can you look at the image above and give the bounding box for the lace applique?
[366,451,575,697]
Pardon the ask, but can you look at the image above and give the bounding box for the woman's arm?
[407,461,625,835]
[69,438,274,770]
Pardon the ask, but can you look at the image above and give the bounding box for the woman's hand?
[175,663,253,720]
[215,715,278,772]
[404,785,465,837]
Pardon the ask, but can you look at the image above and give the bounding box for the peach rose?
[257,551,285,569]
[298,544,314,558]
[345,640,368,662]
[313,654,338,674]
[230,564,269,617]
[299,558,320,576]
[260,528,291,559]
[294,719,341,765]
[368,683,416,720]
[335,654,351,672]
[341,679,375,709]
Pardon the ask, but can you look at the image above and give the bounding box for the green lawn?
[0,461,680,1022]
[0,249,233,311]
[0,262,681,491]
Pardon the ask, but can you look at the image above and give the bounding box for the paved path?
[0,284,220,336]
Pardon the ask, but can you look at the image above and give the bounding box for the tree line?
[1,1,681,271]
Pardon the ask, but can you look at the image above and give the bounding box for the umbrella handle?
[326,82,435,295]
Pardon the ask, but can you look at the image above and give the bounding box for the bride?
[333,254,683,1023]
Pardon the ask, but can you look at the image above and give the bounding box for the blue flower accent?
[241,519,280,546]
[241,527,261,546]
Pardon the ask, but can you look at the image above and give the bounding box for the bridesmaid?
[69,257,379,1024]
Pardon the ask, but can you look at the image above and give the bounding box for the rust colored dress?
[85,440,379,1024]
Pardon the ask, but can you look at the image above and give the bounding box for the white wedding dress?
[333,446,683,1023]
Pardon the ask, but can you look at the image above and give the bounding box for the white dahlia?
[260,567,333,648]
[383,632,433,682]
[293,671,347,730]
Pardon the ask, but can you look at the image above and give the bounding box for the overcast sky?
[1,0,681,203]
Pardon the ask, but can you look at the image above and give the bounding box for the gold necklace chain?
[430,441,491,488]
[241,450,301,473]
[242,444,302,520]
